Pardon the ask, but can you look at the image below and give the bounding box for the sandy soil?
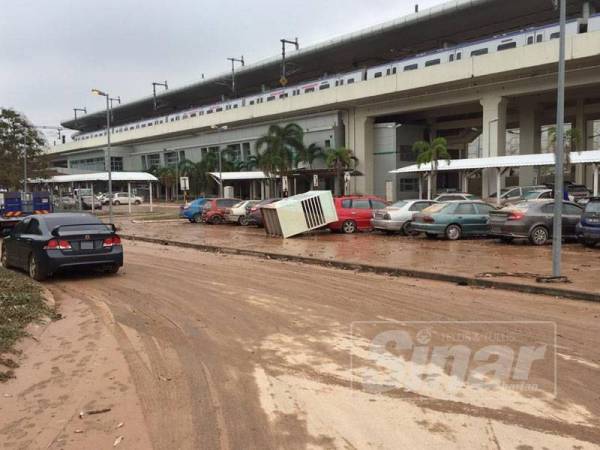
[115,219,600,295]
[3,240,597,449]
[0,285,152,449]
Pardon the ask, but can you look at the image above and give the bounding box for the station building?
[48,0,600,201]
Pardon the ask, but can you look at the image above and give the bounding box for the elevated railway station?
[49,0,600,200]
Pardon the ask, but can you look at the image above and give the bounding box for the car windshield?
[423,203,449,214]
[390,201,407,208]
[586,201,600,213]
[232,201,246,208]
[523,191,544,200]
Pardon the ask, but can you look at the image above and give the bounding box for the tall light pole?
[211,124,228,197]
[92,88,114,224]
[280,38,299,86]
[22,134,28,193]
[552,0,566,279]
[152,81,168,111]
[227,56,244,97]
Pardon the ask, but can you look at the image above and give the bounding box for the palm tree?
[324,147,358,195]
[157,167,176,201]
[244,154,260,171]
[295,143,324,169]
[549,126,581,176]
[412,137,451,199]
[255,123,304,177]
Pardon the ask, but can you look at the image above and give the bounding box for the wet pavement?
[115,218,600,296]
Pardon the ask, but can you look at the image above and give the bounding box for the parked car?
[576,197,600,248]
[248,198,281,227]
[566,183,592,203]
[112,192,143,205]
[202,198,241,224]
[486,185,548,205]
[489,200,583,245]
[412,201,497,240]
[433,193,480,202]
[97,193,111,205]
[1,213,123,280]
[371,199,437,235]
[521,189,554,201]
[180,197,209,223]
[329,195,387,234]
[224,200,260,225]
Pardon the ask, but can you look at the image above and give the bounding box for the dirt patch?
[0,266,58,381]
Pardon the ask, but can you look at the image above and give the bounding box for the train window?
[497,42,517,51]
[347,78,354,84]
[527,36,534,45]
[404,64,418,71]
[319,83,330,90]
[267,96,275,102]
[425,59,440,67]
[470,48,488,56]
[550,32,560,39]
[537,34,543,43]
[374,72,382,78]
[305,87,315,93]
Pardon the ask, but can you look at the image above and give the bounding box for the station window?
[456,52,462,60]
[537,34,543,43]
[175,116,180,120]
[470,48,488,56]
[207,110,213,114]
[233,104,239,108]
[191,113,196,117]
[279,93,288,98]
[267,96,275,102]
[216,107,223,112]
[425,59,440,67]
[347,78,355,84]
[449,54,454,62]
[199,111,204,116]
[319,83,330,90]
[404,64,418,71]
[497,42,517,51]
[304,87,315,93]
[249,100,255,105]
[182,115,188,119]
[339,79,344,85]
[226,105,232,110]
[550,32,560,39]
[527,36,534,45]
[374,72,382,78]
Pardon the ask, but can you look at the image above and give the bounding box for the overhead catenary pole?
[227,56,244,97]
[552,0,566,278]
[152,81,168,111]
[280,38,299,86]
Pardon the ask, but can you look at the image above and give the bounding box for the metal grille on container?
[262,208,282,236]
[301,196,325,228]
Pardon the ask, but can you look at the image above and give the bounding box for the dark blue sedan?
[577,197,600,248]
[1,213,123,281]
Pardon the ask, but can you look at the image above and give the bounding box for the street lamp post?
[92,88,114,224]
[22,134,27,193]
[211,125,228,197]
[227,57,244,97]
[552,0,566,279]
[152,81,168,111]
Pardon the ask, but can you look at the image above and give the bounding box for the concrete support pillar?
[575,99,588,183]
[480,95,508,197]
[594,164,599,196]
[518,99,542,186]
[347,110,374,195]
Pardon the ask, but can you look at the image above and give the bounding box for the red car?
[201,198,241,224]
[329,195,388,233]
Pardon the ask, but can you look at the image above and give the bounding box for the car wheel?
[28,253,47,281]
[106,264,120,274]
[529,226,549,246]
[211,215,223,225]
[1,244,10,269]
[499,236,514,244]
[341,220,357,234]
[583,239,597,248]
[239,216,250,226]
[134,200,141,205]
[402,221,419,236]
[445,224,462,241]
[190,213,200,223]
[114,200,121,206]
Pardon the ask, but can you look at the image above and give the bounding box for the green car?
[411,201,497,240]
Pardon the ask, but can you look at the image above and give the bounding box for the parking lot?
[115,217,600,296]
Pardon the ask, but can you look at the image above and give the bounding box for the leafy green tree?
[255,123,304,176]
[157,167,176,201]
[295,142,324,169]
[324,147,358,195]
[0,108,48,190]
[412,137,451,198]
[549,126,581,175]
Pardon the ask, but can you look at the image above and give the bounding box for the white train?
[73,14,600,142]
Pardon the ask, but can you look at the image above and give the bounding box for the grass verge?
[0,266,58,382]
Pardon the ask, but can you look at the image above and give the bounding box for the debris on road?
[79,407,112,418]
[113,435,124,447]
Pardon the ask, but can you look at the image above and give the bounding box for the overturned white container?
[261,191,338,238]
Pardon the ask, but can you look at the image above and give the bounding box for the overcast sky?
[1,0,446,140]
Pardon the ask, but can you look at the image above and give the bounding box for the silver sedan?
[371,199,437,235]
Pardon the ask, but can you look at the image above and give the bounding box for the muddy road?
[38,241,600,449]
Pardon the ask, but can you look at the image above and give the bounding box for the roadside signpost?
[180,176,189,203]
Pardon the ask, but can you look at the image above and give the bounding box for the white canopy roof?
[390,150,600,174]
[209,171,275,181]
[45,172,158,183]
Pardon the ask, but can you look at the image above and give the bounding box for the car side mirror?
[1,228,13,238]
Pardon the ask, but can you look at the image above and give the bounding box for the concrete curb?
[121,234,600,303]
